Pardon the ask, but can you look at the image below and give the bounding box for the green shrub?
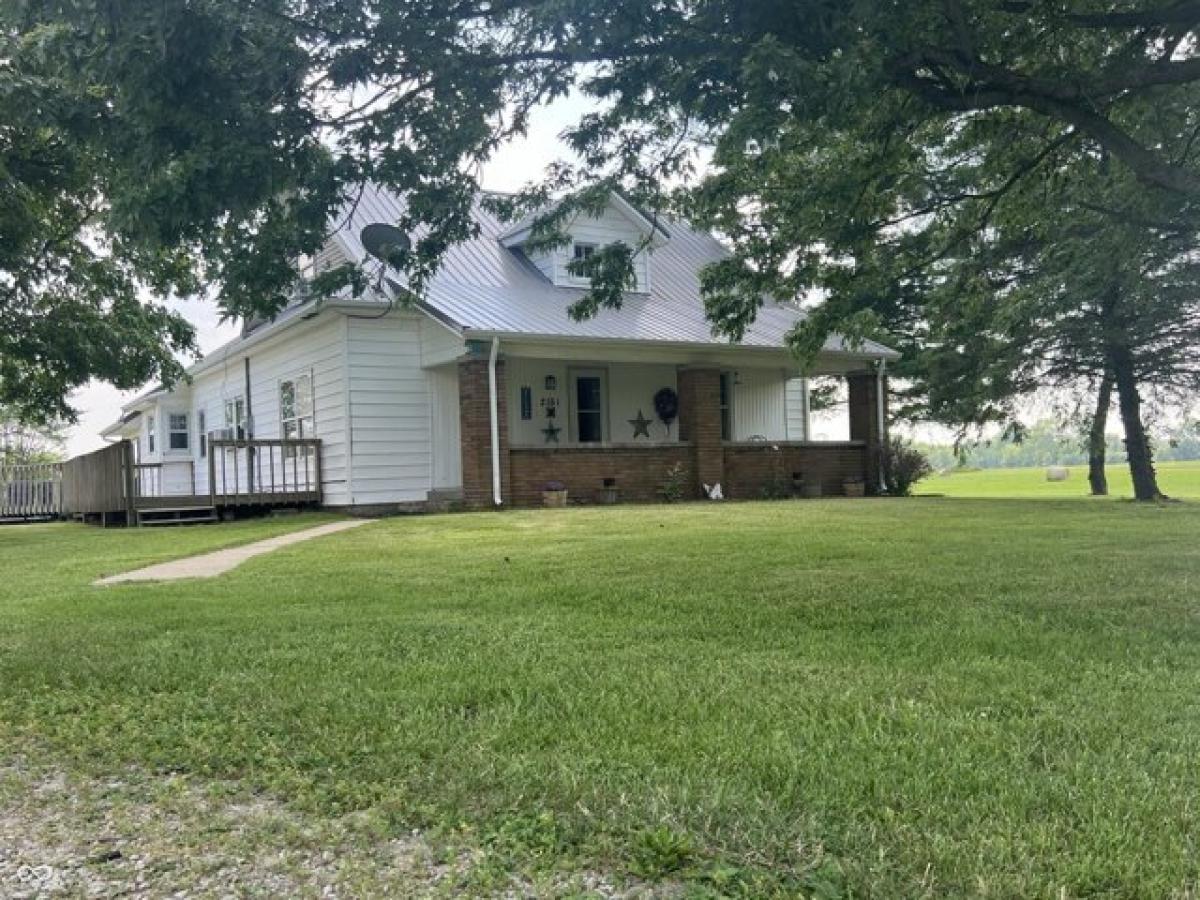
[659,461,688,502]
[883,436,933,496]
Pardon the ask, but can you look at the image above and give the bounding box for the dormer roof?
[496,192,669,250]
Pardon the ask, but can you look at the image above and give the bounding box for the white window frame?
[279,372,315,441]
[146,414,156,454]
[568,368,608,444]
[224,396,246,441]
[565,241,598,286]
[167,412,189,452]
[197,409,208,458]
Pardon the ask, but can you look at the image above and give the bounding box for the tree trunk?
[1108,344,1162,501]
[1087,371,1114,496]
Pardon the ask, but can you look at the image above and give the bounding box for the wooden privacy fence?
[61,440,135,520]
[0,461,64,519]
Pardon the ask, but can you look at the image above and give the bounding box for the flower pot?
[542,489,568,508]
[843,480,866,497]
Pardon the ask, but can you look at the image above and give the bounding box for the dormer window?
[498,192,664,294]
[568,242,598,285]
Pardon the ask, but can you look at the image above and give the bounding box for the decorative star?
[628,409,652,439]
[542,422,561,443]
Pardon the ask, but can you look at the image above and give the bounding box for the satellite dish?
[360,223,410,267]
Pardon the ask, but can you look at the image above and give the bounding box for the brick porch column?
[676,367,723,497]
[459,348,510,509]
[848,367,887,494]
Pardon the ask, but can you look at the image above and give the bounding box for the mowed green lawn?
[2,500,1199,896]
[923,459,1200,500]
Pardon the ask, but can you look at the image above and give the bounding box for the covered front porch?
[456,338,890,508]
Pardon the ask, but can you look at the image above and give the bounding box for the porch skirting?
[509,444,695,506]
[508,441,869,506]
[722,442,868,499]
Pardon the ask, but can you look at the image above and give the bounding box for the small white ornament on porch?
[702,482,724,500]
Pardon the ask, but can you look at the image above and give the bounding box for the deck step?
[136,506,218,527]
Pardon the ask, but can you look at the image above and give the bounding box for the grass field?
[2,500,1199,896]
[922,459,1200,500]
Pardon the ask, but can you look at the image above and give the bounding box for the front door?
[570,369,607,444]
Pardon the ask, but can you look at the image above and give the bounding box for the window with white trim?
[571,370,606,444]
[197,410,207,458]
[224,397,246,440]
[167,413,189,450]
[280,374,315,440]
[146,415,156,454]
[567,242,597,285]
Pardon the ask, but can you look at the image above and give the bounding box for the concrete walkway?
[94,519,370,586]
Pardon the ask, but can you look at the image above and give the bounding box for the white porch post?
[801,377,812,441]
[488,336,503,506]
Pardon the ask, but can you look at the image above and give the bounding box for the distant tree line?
[0,406,65,467]
[918,421,1200,472]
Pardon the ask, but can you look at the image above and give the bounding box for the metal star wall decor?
[628,409,652,439]
[542,422,561,443]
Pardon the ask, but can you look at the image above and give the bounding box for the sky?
[64,94,594,457]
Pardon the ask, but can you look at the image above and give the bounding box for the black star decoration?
[542,422,561,443]
[628,409,652,439]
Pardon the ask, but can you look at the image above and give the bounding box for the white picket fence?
[0,461,63,519]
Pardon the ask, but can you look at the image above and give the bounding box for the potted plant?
[542,480,568,507]
[599,477,619,505]
[843,475,866,497]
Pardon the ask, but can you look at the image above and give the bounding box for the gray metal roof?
[333,184,899,359]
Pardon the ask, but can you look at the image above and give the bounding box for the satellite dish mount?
[360,223,411,268]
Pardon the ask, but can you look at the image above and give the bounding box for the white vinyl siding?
[346,315,434,504]
[189,315,350,504]
[731,368,789,441]
[419,316,466,367]
[427,365,462,489]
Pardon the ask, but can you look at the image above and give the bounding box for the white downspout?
[876,360,887,489]
[488,337,502,506]
[801,377,812,441]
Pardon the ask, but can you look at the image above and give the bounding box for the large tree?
[6,0,1200,494]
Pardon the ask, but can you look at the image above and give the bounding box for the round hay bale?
[1045,466,1070,482]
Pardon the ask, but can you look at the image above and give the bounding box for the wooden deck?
[51,438,323,526]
